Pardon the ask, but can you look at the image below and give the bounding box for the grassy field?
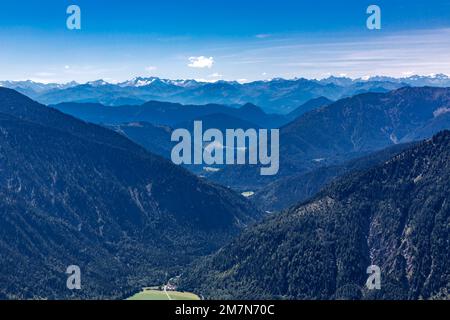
[127,288,200,301]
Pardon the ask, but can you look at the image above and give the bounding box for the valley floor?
[126,288,200,301]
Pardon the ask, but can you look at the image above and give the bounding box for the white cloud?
[28,78,59,84]
[194,78,219,83]
[35,72,56,77]
[103,78,119,84]
[145,66,157,72]
[256,34,271,39]
[433,107,450,117]
[209,72,223,78]
[188,56,214,68]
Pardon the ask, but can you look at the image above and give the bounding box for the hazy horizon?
[2,72,450,85]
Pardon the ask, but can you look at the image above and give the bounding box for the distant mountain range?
[182,131,450,300]
[0,88,260,299]
[2,74,450,114]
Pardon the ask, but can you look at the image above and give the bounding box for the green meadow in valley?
[127,288,200,301]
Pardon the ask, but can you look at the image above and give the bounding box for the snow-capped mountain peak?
[87,79,110,87]
[118,77,200,88]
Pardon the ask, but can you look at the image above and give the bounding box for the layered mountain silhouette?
[0,88,260,299]
[2,76,417,114]
[182,131,450,300]
[4,75,450,114]
[53,100,287,176]
[209,87,450,191]
[287,96,333,120]
[107,122,173,159]
[51,87,450,193]
[51,101,288,128]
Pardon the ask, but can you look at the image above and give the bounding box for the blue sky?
[1,0,450,83]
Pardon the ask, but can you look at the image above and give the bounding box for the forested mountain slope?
[0,88,259,299]
[183,131,450,300]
